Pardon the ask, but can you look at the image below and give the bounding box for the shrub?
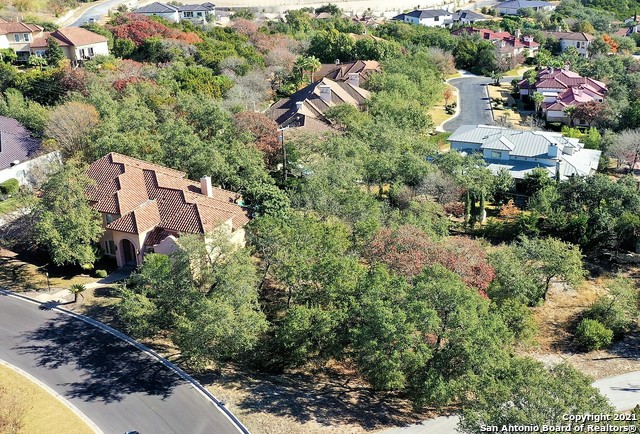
[0,178,19,195]
[583,278,639,337]
[575,319,613,351]
[95,269,108,278]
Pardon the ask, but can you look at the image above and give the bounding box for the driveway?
[442,76,493,133]
[0,293,245,434]
[377,372,640,434]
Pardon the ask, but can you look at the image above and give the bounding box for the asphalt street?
[442,76,493,133]
[0,294,243,434]
[69,0,130,27]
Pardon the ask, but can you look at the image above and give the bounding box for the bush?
[575,319,613,351]
[0,178,19,195]
[95,269,108,278]
[583,278,639,337]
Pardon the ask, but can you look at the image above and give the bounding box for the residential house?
[449,124,601,182]
[0,116,59,186]
[497,0,556,15]
[266,77,370,132]
[392,9,453,27]
[452,27,539,57]
[518,67,607,125]
[0,21,108,63]
[312,60,381,85]
[452,10,489,25]
[542,31,595,57]
[30,27,109,62]
[86,152,249,267]
[134,2,216,24]
[0,21,44,61]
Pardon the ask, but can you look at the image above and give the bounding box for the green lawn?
[0,196,25,215]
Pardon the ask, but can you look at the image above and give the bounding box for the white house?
[392,9,453,27]
[498,0,556,15]
[449,124,601,181]
[134,2,216,24]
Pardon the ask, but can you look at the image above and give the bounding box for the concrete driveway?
[442,75,493,133]
[0,293,245,434]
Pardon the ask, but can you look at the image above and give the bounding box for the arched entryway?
[120,239,137,266]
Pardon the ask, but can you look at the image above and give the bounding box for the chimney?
[200,175,213,198]
[335,58,341,65]
[319,84,332,102]
[548,143,559,158]
[295,101,304,111]
[556,24,562,32]
[514,28,521,40]
[348,72,360,87]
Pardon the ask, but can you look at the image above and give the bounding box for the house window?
[183,11,194,17]
[105,240,117,255]
[434,16,440,21]
[23,33,29,42]
[490,151,501,159]
[14,34,20,43]
[105,213,116,224]
[88,47,94,56]
[34,50,45,57]
[79,48,86,58]
[197,12,202,16]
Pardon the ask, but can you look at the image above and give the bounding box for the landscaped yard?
[0,363,93,434]
[486,82,530,128]
[429,83,458,129]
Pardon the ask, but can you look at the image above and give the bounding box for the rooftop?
[499,0,555,9]
[0,116,41,171]
[31,27,108,48]
[313,60,381,82]
[86,153,249,236]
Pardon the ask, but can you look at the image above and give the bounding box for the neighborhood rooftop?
[498,0,555,8]
[0,116,41,171]
[135,1,215,13]
[86,152,249,237]
[449,124,601,180]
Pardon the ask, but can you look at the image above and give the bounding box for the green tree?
[522,167,553,198]
[44,36,65,67]
[459,358,613,432]
[118,233,267,367]
[515,237,585,301]
[34,164,103,268]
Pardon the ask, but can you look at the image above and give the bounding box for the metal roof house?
[497,0,556,15]
[134,2,215,23]
[392,9,453,27]
[448,124,601,181]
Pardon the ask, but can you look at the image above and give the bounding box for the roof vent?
[10,160,20,167]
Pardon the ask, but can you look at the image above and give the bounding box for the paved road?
[0,293,244,434]
[594,371,640,412]
[69,0,130,27]
[377,372,640,434]
[442,76,493,133]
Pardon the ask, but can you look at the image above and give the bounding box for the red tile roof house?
[86,153,249,267]
[452,27,539,58]
[518,67,607,125]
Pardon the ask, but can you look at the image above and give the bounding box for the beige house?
[266,77,371,132]
[0,21,44,61]
[0,22,108,63]
[30,27,109,63]
[86,153,249,268]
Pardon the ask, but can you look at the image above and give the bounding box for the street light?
[45,271,51,292]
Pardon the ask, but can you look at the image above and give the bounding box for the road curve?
[442,76,493,133]
[0,292,245,434]
[68,0,130,27]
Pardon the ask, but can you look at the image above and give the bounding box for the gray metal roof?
[452,10,486,21]
[450,124,600,180]
[135,2,178,13]
[406,9,452,18]
[178,3,215,11]
[499,0,554,9]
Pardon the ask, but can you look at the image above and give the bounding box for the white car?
[86,17,97,23]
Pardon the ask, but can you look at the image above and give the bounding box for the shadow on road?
[14,315,184,403]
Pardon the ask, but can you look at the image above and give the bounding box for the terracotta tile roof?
[87,153,249,240]
[520,68,607,95]
[0,22,42,35]
[31,27,107,49]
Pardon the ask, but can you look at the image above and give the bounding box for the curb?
[0,289,250,434]
[0,358,104,434]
